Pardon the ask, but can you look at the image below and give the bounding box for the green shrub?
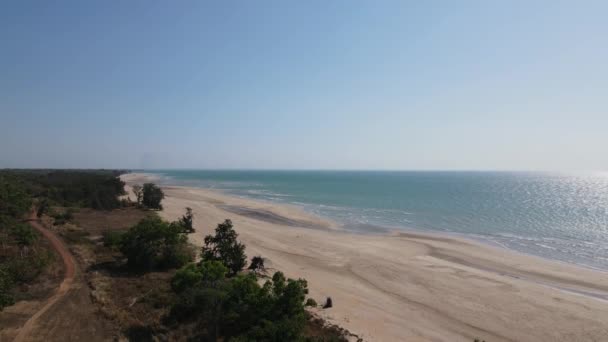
[102,231,124,249]
[305,298,318,307]
[171,264,309,341]
[171,261,228,293]
[120,216,193,271]
[248,255,265,273]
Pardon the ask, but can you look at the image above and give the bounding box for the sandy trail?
[123,173,608,342]
[12,212,76,342]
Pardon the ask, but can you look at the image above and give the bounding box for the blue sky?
[1,1,607,170]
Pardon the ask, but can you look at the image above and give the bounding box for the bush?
[102,231,124,249]
[248,255,265,273]
[201,219,246,276]
[170,267,310,341]
[305,298,317,307]
[169,219,317,341]
[142,183,164,210]
[52,208,75,225]
[171,261,228,294]
[120,215,194,271]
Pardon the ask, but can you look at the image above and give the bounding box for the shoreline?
[124,172,608,274]
[122,173,608,341]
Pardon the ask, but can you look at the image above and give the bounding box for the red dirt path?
[12,212,76,342]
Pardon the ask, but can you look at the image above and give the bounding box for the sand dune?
[122,173,608,342]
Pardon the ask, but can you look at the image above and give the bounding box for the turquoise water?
[145,170,608,270]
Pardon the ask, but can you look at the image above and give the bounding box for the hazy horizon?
[2,1,607,171]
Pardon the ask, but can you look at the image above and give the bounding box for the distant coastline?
[132,170,608,272]
[121,172,608,341]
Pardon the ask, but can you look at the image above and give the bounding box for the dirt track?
[8,213,114,342]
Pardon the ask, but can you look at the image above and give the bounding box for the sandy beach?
[122,173,608,342]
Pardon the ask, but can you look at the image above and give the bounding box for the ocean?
[143,170,608,270]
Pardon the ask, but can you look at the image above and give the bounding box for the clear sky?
[1,1,607,170]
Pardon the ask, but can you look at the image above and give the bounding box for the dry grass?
[72,207,153,234]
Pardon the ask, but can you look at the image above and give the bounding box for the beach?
[122,173,608,341]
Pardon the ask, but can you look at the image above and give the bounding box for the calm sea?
[144,170,608,270]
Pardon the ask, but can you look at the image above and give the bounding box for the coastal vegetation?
[119,214,195,271]
[131,182,165,210]
[248,255,266,273]
[0,174,45,311]
[4,169,126,210]
[169,218,316,340]
[110,209,328,340]
[0,170,128,312]
[0,170,349,340]
[201,219,247,276]
[142,183,164,209]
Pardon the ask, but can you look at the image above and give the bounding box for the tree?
[120,216,193,270]
[11,224,38,257]
[201,219,246,276]
[0,175,32,219]
[171,260,227,294]
[175,207,194,233]
[0,170,126,211]
[0,267,14,311]
[142,183,164,210]
[36,198,49,218]
[132,184,143,206]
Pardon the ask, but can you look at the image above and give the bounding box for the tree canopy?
[0,174,32,219]
[120,215,193,271]
[0,170,126,210]
[142,183,164,210]
[171,265,310,341]
[201,219,247,276]
[0,173,47,311]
